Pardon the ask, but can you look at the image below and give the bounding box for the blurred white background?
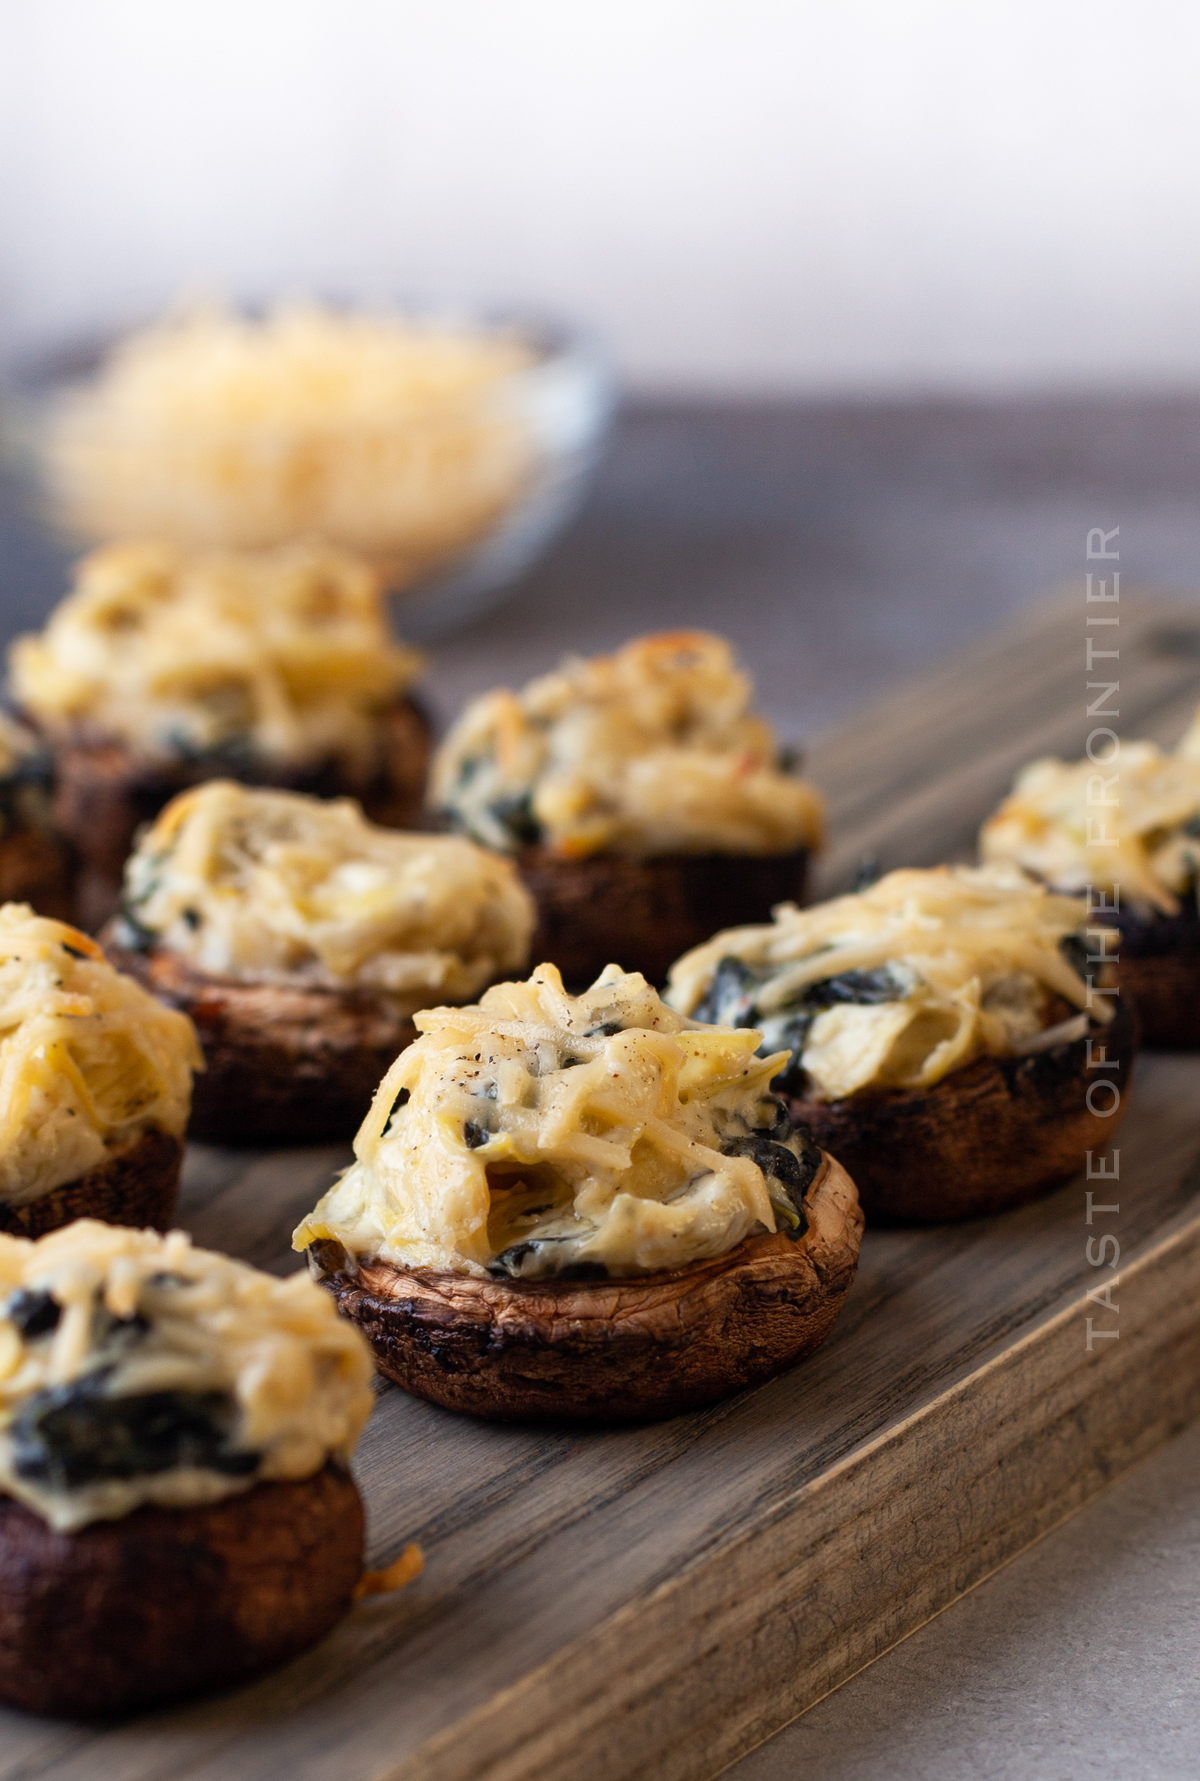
[1,0,1198,393]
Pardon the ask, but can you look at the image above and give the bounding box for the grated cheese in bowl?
[34,304,609,616]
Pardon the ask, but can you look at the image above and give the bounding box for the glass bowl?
[0,305,614,640]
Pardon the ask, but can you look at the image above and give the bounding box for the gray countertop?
[3,395,1199,1779]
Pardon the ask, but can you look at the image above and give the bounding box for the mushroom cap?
[104,936,415,1146]
[314,1151,862,1422]
[1106,902,1200,1050]
[0,1126,181,1240]
[0,1463,364,1716]
[788,998,1138,1224]
[518,844,810,990]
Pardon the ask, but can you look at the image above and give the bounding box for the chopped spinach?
[486,1235,609,1281]
[1059,932,1092,979]
[801,966,910,1009]
[721,1131,820,1238]
[3,1289,60,1339]
[488,790,542,848]
[696,959,909,1095]
[691,956,765,1029]
[10,1373,257,1490]
[110,903,157,955]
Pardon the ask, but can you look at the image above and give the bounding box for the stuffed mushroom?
[0,1219,375,1715]
[430,631,823,987]
[295,963,862,1422]
[666,864,1135,1224]
[103,781,535,1146]
[981,732,1200,1048]
[0,904,199,1238]
[9,540,430,928]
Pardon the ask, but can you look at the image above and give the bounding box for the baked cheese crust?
[665,864,1100,1102]
[981,740,1200,915]
[295,963,820,1280]
[0,1220,373,1529]
[114,781,534,1013]
[0,906,199,1207]
[10,540,423,772]
[431,631,824,858]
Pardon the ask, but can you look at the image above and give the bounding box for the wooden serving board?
[4,590,1200,1781]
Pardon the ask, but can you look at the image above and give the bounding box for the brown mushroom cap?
[0,825,75,923]
[786,998,1137,1224]
[0,1463,364,1717]
[1106,902,1200,1050]
[1114,954,1200,1049]
[39,692,430,930]
[517,845,810,988]
[0,1126,182,1240]
[104,938,415,1146]
[313,1152,862,1422]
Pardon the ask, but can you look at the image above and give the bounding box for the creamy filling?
[114,781,534,1012]
[0,1221,373,1530]
[0,907,200,1206]
[295,964,822,1280]
[981,741,1200,916]
[665,864,1103,1102]
[9,540,423,771]
[431,631,824,859]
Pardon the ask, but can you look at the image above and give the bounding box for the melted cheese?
[0,1220,373,1530]
[117,781,534,1009]
[9,540,423,771]
[44,303,537,572]
[431,631,825,857]
[981,741,1200,914]
[0,906,200,1206]
[665,864,1101,1102]
[294,964,814,1279]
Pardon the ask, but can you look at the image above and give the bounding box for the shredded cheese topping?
[981,741,1200,915]
[116,781,534,1009]
[0,906,200,1207]
[43,303,537,572]
[294,964,822,1280]
[9,540,423,771]
[665,864,1100,1103]
[0,1220,373,1530]
[431,631,825,858]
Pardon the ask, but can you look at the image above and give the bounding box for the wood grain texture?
[0,589,1197,1781]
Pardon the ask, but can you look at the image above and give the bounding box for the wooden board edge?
[385,1211,1200,1781]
